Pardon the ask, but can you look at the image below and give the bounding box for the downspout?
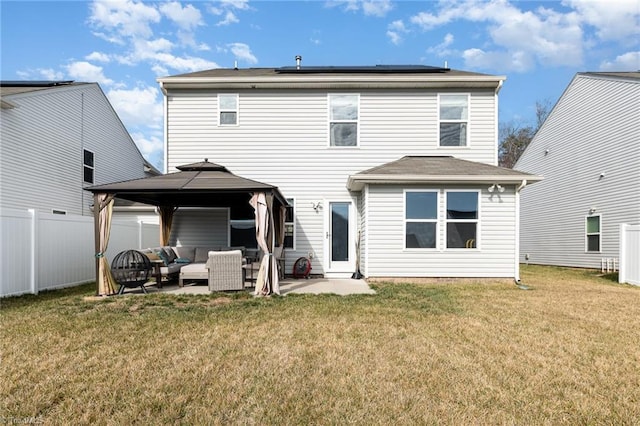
[514,179,528,288]
[162,82,168,174]
[494,80,503,166]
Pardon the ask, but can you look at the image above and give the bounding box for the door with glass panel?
[326,201,354,273]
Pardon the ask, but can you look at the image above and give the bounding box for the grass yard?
[1,265,639,424]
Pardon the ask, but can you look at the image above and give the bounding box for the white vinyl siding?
[169,208,229,248]
[0,84,151,216]
[366,185,516,278]
[166,89,500,275]
[516,74,640,268]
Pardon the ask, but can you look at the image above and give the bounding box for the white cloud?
[220,0,250,10]
[85,51,111,62]
[410,0,585,72]
[65,61,114,85]
[160,2,203,31]
[216,11,239,26]
[362,0,393,17]
[564,0,640,42]
[89,0,161,39]
[130,131,164,170]
[427,33,454,57]
[228,43,257,64]
[600,51,640,71]
[107,86,163,130]
[16,68,65,80]
[328,0,394,17]
[387,20,407,45]
[463,48,534,73]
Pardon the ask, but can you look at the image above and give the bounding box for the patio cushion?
[155,249,170,266]
[173,246,195,261]
[145,251,161,261]
[194,247,211,263]
[163,247,177,263]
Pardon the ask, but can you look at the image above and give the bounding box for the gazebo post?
[93,193,101,296]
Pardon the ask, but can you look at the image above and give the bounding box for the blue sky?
[2,0,638,171]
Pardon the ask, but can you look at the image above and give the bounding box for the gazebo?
[85,160,288,297]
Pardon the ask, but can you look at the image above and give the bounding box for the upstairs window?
[586,215,601,252]
[219,94,238,125]
[83,149,94,184]
[446,191,478,248]
[405,191,438,249]
[439,94,468,147]
[329,94,358,147]
[284,198,295,249]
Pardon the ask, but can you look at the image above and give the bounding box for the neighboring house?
[157,63,540,280]
[0,80,159,216]
[515,72,640,268]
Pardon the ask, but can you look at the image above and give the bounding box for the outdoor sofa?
[140,246,247,286]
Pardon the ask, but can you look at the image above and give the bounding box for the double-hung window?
[405,191,438,249]
[586,215,601,252]
[83,149,94,184]
[219,94,238,125]
[284,198,295,249]
[439,94,469,147]
[329,94,358,147]
[446,191,478,248]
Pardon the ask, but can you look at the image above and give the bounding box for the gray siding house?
[158,64,540,280]
[0,81,158,216]
[515,72,640,268]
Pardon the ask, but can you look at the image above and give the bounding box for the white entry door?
[325,200,355,276]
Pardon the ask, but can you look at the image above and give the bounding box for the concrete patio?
[130,277,376,296]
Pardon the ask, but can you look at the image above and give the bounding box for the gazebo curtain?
[250,192,280,296]
[94,193,117,296]
[158,205,179,246]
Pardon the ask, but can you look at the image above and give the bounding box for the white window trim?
[585,214,602,253]
[444,190,481,250]
[218,93,239,126]
[437,93,470,149]
[327,93,360,148]
[403,189,439,250]
[83,149,94,184]
[285,197,296,250]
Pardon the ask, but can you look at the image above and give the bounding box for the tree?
[499,100,552,168]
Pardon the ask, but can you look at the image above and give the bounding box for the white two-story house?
[515,72,640,269]
[0,80,158,216]
[157,63,540,280]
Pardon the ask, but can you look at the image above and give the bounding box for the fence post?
[28,209,39,294]
[619,224,626,284]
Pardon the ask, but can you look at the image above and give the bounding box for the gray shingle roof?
[347,156,542,190]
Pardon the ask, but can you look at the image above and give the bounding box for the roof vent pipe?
[295,55,302,70]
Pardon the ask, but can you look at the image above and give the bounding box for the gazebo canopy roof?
[85,159,288,209]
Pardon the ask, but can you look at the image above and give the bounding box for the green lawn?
[1,265,639,424]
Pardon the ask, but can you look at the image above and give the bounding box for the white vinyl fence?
[0,208,160,297]
[619,224,640,286]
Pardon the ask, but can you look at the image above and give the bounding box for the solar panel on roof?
[275,65,449,74]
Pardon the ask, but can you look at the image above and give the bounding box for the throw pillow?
[155,250,170,266]
[163,247,177,264]
[174,257,190,264]
[145,251,160,261]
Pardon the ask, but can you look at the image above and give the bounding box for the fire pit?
[111,250,152,295]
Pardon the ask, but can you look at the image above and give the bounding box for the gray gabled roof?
[158,65,505,92]
[85,159,288,208]
[347,156,542,191]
